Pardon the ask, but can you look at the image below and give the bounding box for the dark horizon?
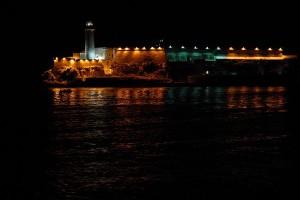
[4,1,299,58]
[46,15,299,58]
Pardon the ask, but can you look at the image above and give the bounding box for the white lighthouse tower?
[85,21,95,59]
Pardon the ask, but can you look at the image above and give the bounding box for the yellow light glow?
[279,48,283,51]
[134,47,139,50]
[255,47,259,50]
[118,47,122,50]
[150,47,155,50]
[158,47,162,50]
[268,47,272,51]
[229,47,234,50]
[223,56,283,60]
[125,47,129,50]
[283,55,298,59]
[241,47,246,50]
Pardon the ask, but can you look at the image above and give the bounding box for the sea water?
[3,86,298,200]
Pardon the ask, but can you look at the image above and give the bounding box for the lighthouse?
[85,21,95,59]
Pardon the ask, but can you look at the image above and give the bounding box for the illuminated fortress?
[48,21,298,85]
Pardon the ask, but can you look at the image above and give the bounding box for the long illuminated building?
[53,21,298,77]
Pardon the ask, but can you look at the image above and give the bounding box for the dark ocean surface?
[2,86,298,200]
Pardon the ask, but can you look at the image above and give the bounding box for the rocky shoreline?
[43,74,298,88]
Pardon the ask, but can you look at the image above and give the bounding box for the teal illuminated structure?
[50,21,298,81]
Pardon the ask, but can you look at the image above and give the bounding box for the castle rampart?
[44,21,298,85]
[115,47,166,65]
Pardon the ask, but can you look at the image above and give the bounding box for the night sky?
[3,0,299,74]
[50,2,299,57]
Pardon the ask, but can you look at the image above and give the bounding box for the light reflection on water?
[226,86,287,111]
[45,86,293,199]
[51,86,287,110]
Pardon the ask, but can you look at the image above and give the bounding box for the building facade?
[52,21,298,79]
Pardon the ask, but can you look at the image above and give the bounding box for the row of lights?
[54,46,284,60]
[118,46,283,51]
[54,57,103,61]
[169,45,283,51]
[117,47,163,50]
